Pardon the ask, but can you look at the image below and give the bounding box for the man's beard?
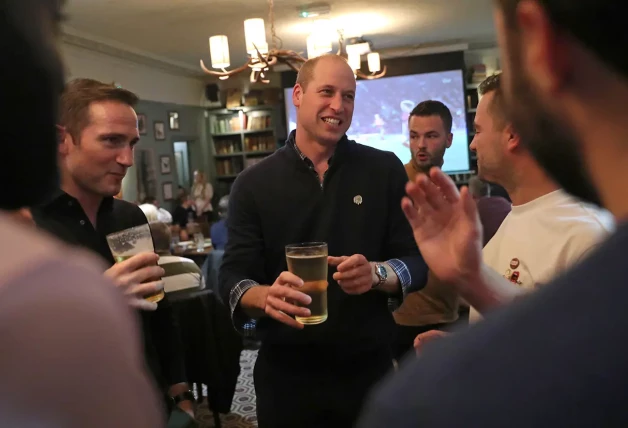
[412,147,446,174]
[502,32,603,207]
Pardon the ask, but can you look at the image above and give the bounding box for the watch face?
[377,264,387,280]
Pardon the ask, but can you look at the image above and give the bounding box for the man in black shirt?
[32,78,194,421]
[358,0,628,426]
[219,54,428,427]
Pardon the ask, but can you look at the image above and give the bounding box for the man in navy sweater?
[358,0,628,426]
[219,54,428,427]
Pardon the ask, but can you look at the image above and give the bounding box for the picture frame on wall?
[154,121,165,140]
[137,114,147,135]
[160,155,171,175]
[162,181,173,201]
[168,111,180,130]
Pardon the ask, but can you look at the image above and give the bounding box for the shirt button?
[79,220,85,226]
[68,201,73,207]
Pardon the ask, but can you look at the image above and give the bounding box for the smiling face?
[292,55,356,145]
[60,100,139,198]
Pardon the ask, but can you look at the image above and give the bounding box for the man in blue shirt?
[210,195,228,251]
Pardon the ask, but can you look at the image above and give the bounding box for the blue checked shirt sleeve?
[386,258,412,297]
[229,279,259,335]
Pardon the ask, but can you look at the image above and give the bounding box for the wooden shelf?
[466,83,480,90]
[246,150,275,156]
[212,131,242,137]
[208,105,278,115]
[215,152,244,158]
[243,128,274,134]
[216,175,239,180]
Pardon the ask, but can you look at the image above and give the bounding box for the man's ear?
[57,125,72,155]
[293,83,303,109]
[446,132,453,149]
[504,123,521,152]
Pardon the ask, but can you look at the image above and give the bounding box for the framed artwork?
[154,121,166,140]
[162,181,174,201]
[137,113,147,135]
[160,155,171,175]
[168,111,180,130]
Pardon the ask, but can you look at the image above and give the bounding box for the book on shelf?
[244,135,275,152]
[245,113,272,131]
[216,158,242,176]
[212,116,242,134]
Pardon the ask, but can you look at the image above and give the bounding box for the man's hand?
[263,271,312,329]
[401,168,483,288]
[414,330,449,355]
[104,252,165,311]
[177,400,195,419]
[329,254,374,295]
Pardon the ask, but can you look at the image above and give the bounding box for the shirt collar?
[40,188,114,213]
[286,130,349,168]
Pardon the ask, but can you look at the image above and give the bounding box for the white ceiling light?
[200,0,387,83]
[367,52,380,73]
[244,18,268,58]
[208,35,230,69]
[348,52,361,71]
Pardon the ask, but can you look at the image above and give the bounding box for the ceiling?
[62,0,497,75]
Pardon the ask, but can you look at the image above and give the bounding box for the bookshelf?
[208,104,285,197]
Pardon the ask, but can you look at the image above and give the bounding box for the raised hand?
[401,167,483,286]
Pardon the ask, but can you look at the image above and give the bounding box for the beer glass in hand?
[285,242,328,325]
[106,224,165,303]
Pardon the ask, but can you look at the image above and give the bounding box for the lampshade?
[348,52,361,71]
[306,35,320,59]
[244,18,268,57]
[367,52,381,73]
[311,19,333,54]
[209,35,230,69]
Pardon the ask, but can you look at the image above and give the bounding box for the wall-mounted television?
[284,69,470,173]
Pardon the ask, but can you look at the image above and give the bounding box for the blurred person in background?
[191,170,213,222]
[210,195,229,251]
[468,175,512,245]
[140,195,173,224]
[0,0,162,426]
[172,188,197,241]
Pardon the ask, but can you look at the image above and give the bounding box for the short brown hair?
[59,78,139,141]
[296,54,350,91]
[409,100,453,133]
[478,73,507,130]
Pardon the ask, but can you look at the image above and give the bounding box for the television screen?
[284,69,470,173]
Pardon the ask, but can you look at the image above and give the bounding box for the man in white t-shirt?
[415,73,613,346]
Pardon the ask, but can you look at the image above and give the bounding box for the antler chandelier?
[200,0,387,83]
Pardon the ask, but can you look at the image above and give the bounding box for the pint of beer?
[285,242,328,325]
[106,224,165,303]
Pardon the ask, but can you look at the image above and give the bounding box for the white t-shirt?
[470,190,615,323]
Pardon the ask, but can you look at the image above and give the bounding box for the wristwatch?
[171,390,195,405]
[372,263,388,289]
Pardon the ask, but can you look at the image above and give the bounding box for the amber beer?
[107,224,165,304]
[285,242,328,325]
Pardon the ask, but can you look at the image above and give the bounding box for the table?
[168,288,243,427]
[173,246,213,266]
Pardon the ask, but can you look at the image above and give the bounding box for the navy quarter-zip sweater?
[219,132,428,359]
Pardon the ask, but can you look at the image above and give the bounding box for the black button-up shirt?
[32,191,186,392]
